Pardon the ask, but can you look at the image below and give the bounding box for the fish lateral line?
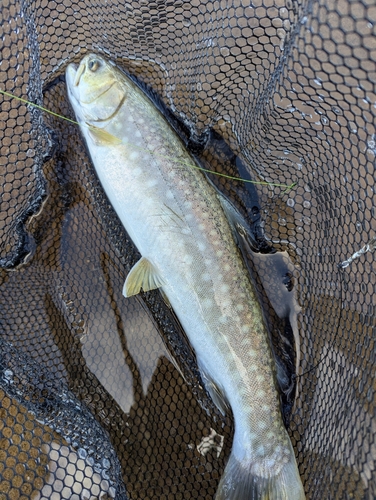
[0,87,296,190]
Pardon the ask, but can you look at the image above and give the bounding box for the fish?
[66,53,306,500]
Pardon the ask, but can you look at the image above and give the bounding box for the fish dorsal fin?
[216,193,259,252]
[123,257,165,297]
[86,123,122,145]
[198,359,229,416]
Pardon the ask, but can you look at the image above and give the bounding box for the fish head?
[66,54,126,125]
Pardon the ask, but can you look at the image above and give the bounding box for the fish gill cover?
[0,1,375,499]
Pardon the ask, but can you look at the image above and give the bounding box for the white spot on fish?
[265,458,276,469]
[257,390,266,398]
[198,242,206,251]
[133,167,142,177]
[219,315,227,324]
[184,255,193,265]
[220,284,229,293]
[181,228,190,235]
[237,387,249,398]
[241,325,250,333]
[202,298,213,308]
[166,190,174,199]
[146,178,158,187]
[202,273,211,282]
[129,151,139,159]
[236,304,244,312]
[198,224,205,231]
[135,131,141,137]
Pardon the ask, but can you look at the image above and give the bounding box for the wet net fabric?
[0,0,375,499]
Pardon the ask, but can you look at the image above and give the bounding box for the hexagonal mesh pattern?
[0,0,375,499]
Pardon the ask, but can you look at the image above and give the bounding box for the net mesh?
[0,0,375,499]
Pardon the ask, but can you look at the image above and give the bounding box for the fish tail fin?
[215,446,305,500]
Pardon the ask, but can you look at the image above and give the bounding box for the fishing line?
[2,87,330,380]
[0,88,296,191]
[0,89,80,125]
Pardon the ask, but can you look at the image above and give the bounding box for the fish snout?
[69,55,103,89]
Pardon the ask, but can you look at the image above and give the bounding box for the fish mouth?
[66,54,117,106]
[66,54,125,124]
[72,54,98,88]
[65,55,94,103]
[73,60,85,87]
[67,54,98,88]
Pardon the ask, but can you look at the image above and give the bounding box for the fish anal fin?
[123,257,165,297]
[198,360,229,416]
[86,123,122,145]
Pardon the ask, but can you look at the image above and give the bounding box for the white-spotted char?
[66,54,305,500]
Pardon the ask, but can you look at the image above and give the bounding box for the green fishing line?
[0,88,296,191]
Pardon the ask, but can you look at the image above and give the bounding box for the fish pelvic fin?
[198,358,230,416]
[215,442,305,500]
[123,257,165,297]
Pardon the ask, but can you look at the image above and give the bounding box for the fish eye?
[88,59,100,72]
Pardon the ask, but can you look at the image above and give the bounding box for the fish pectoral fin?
[86,123,122,145]
[123,257,165,297]
[198,360,229,416]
